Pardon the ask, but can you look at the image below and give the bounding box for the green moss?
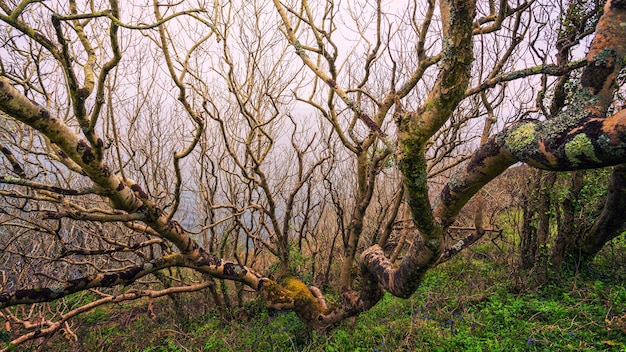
[564,133,601,166]
[281,276,324,312]
[260,279,293,306]
[423,99,439,112]
[504,122,537,153]
[281,276,309,296]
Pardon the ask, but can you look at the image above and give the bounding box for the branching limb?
[0,76,203,255]
[0,176,96,196]
[465,60,587,97]
[0,254,184,308]
[436,0,626,225]
[272,0,388,139]
[3,280,214,351]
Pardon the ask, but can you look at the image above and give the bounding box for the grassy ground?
[20,237,626,351]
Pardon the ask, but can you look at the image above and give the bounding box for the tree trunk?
[339,214,364,291]
[575,164,626,259]
[520,174,538,270]
[551,170,584,271]
[534,172,556,284]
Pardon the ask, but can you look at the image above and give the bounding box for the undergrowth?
[28,238,626,351]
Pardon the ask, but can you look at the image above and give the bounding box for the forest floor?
[32,234,626,351]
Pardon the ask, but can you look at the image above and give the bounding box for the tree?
[1,0,626,347]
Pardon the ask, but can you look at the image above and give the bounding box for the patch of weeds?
[40,232,625,352]
[142,338,186,352]
[83,307,107,325]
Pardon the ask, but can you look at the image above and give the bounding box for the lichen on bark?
[503,122,538,154]
[564,133,602,165]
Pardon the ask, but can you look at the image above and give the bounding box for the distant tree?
[1,0,626,347]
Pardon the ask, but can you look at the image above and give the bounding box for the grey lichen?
[432,195,441,211]
[426,239,441,252]
[448,170,467,190]
[564,133,601,166]
[539,89,600,139]
[593,48,617,66]
[49,282,65,294]
[293,40,307,58]
[233,265,244,275]
[143,262,154,271]
[451,239,465,252]
[597,134,626,157]
[442,38,453,60]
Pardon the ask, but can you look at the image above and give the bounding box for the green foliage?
[579,169,610,210]
[268,244,315,284]
[41,236,625,352]
[557,0,602,45]
[0,330,11,344]
[83,307,107,325]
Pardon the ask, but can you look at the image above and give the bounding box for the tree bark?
[364,0,626,299]
[576,164,626,259]
[534,172,556,284]
[551,170,584,270]
[520,179,538,270]
[362,0,476,298]
[433,0,626,227]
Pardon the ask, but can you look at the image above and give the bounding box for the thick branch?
[0,77,201,255]
[363,0,477,299]
[436,105,626,225]
[435,0,626,225]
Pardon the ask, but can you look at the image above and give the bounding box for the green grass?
[19,239,626,352]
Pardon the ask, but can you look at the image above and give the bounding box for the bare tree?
[1,0,626,347]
